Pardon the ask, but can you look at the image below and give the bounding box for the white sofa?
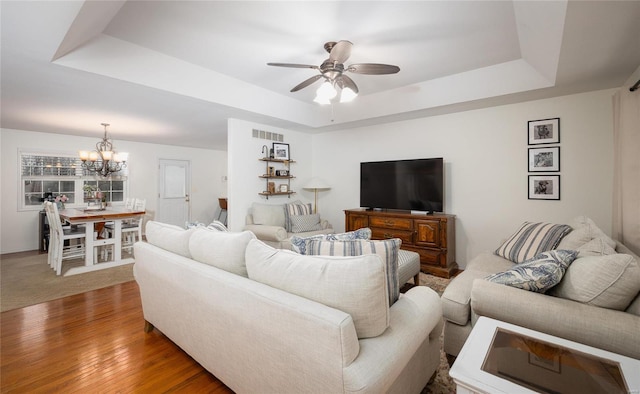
[134,221,444,393]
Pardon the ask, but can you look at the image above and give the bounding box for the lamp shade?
[303,177,331,190]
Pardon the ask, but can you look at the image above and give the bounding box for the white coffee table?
[449,317,640,394]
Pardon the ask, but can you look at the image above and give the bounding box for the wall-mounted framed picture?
[528,175,560,200]
[528,147,560,172]
[528,118,560,145]
[272,142,290,160]
[279,184,289,193]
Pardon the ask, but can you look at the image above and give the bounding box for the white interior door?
[157,159,190,227]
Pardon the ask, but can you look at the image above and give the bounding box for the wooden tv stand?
[344,209,457,278]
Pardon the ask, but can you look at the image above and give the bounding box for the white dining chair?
[45,201,86,275]
[105,198,146,254]
[121,198,146,253]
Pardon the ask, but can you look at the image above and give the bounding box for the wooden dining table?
[58,207,146,276]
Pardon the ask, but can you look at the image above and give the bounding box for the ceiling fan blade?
[329,40,353,64]
[267,63,319,70]
[290,74,323,92]
[348,63,400,75]
[336,75,359,94]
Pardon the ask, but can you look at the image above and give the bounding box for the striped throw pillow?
[291,227,372,254]
[495,222,572,263]
[304,238,401,306]
[207,220,228,232]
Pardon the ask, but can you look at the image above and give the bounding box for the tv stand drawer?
[371,228,413,244]
[369,217,413,230]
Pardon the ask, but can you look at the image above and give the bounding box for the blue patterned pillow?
[495,222,572,263]
[485,250,578,293]
[290,214,322,233]
[291,228,372,254]
[304,238,401,306]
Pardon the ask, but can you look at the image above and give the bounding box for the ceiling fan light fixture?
[313,94,331,105]
[316,81,337,100]
[339,87,357,103]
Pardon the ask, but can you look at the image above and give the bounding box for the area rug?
[0,252,134,312]
[418,272,456,394]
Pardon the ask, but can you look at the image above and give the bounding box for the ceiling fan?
[267,40,400,103]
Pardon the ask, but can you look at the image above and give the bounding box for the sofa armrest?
[244,224,288,242]
[344,286,443,390]
[471,279,640,359]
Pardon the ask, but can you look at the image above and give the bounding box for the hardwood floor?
[1,280,233,393]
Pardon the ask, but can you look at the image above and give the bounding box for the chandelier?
[78,123,128,177]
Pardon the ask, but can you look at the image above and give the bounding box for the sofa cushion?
[550,254,640,310]
[575,237,616,257]
[251,202,286,227]
[290,227,372,254]
[626,293,640,316]
[557,216,616,250]
[284,201,313,232]
[441,252,514,325]
[304,238,401,306]
[145,220,195,258]
[290,214,322,233]
[485,250,578,293]
[245,239,389,339]
[189,229,256,277]
[495,221,572,263]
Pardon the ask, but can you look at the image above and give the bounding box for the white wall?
[310,89,616,268]
[227,118,315,231]
[0,128,227,254]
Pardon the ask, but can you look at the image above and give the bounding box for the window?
[19,151,128,211]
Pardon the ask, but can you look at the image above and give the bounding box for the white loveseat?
[134,221,444,393]
[441,217,640,362]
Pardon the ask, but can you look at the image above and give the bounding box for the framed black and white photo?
[528,118,560,145]
[528,175,560,200]
[272,142,290,160]
[528,147,560,172]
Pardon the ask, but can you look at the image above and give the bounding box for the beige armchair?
[244,202,333,249]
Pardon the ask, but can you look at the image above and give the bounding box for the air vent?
[252,129,284,142]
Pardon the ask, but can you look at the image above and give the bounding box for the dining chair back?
[45,202,86,275]
[125,197,135,210]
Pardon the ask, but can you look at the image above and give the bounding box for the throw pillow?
[290,214,322,233]
[145,220,195,258]
[485,250,578,293]
[575,237,616,257]
[550,254,640,310]
[284,201,312,232]
[206,220,229,232]
[290,227,372,254]
[495,221,572,263]
[245,239,389,339]
[304,238,401,306]
[557,216,616,250]
[188,229,256,277]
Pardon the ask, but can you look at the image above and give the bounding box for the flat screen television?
[360,158,444,213]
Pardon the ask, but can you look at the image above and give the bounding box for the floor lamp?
[303,177,331,214]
